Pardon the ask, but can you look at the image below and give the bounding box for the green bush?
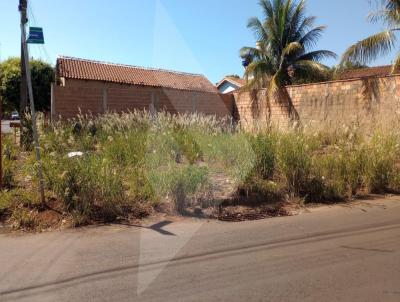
[368,134,398,193]
[169,166,209,214]
[249,133,278,179]
[43,154,125,220]
[172,125,204,164]
[277,133,312,195]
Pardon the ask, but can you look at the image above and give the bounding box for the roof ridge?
[345,65,392,71]
[57,55,206,78]
[217,76,246,88]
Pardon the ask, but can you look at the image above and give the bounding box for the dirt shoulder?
[1,194,399,235]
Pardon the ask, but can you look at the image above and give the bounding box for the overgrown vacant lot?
[1,111,400,230]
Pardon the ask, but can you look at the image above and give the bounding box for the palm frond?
[292,60,331,82]
[282,42,304,57]
[244,60,275,90]
[245,60,275,76]
[340,30,397,65]
[392,53,400,73]
[240,47,261,59]
[367,9,400,26]
[380,0,400,11]
[287,0,307,40]
[259,0,275,20]
[268,68,287,96]
[297,16,317,34]
[247,17,269,42]
[299,26,326,49]
[294,60,330,74]
[297,50,337,62]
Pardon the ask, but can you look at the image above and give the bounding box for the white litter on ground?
[67,151,84,158]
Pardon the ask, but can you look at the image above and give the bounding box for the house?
[216,76,246,94]
[51,56,233,119]
[338,65,393,80]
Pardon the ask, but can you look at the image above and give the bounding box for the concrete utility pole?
[19,0,28,148]
[0,74,2,189]
[19,0,46,207]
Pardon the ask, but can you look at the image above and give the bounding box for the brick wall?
[234,75,400,129]
[52,79,234,119]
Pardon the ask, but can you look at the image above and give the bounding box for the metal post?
[20,16,46,207]
[19,0,28,147]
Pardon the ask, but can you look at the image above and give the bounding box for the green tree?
[0,57,54,114]
[240,0,336,92]
[341,0,400,72]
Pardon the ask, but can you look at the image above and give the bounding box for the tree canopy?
[240,0,336,92]
[341,0,400,72]
[0,57,54,114]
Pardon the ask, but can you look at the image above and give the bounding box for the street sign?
[27,27,44,44]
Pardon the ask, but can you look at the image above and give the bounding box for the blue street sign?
[27,27,45,44]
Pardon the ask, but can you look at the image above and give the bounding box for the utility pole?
[0,72,2,189]
[19,0,28,148]
[19,0,46,207]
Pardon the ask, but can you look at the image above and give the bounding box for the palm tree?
[341,0,400,72]
[240,0,336,94]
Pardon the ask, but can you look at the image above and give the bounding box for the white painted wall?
[218,81,240,94]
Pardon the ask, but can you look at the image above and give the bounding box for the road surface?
[1,197,400,301]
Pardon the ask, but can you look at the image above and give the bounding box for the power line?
[27,0,53,64]
[28,1,37,26]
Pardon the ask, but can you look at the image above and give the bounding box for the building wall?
[52,79,234,119]
[234,75,400,129]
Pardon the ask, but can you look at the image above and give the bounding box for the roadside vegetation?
[1,111,400,230]
[0,57,54,114]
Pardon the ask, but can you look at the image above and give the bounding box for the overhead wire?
[27,0,53,64]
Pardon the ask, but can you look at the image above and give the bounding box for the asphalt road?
[1,197,400,302]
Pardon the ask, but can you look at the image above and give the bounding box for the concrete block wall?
[234,75,400,129]
[52,79,234,119]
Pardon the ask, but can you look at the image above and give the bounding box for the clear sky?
[0,0,397,83]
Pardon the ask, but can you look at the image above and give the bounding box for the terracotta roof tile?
[216,76,247,89]
[339,65,393,80]
[57,56,218,93]
[226,77,246,86]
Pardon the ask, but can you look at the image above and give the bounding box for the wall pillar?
[192,93,197,113]
[102,83,108,113]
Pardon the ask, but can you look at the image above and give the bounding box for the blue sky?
[0,0,397,83]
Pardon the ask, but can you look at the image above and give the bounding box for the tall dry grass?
[3,110,400,227]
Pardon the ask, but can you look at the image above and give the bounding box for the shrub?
[43,154,125,220]
[11,207,38,230]
[2,135,18,189]
[169,166,209,214]
[277,133,312,195]
[367,134,398,193]
[0,191,13,215]
[249,133,278,179]
[172,125,204,164]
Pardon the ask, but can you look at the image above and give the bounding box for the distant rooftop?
[56,56,219,93]
[339,65,394,80]
[216,76,247,89]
